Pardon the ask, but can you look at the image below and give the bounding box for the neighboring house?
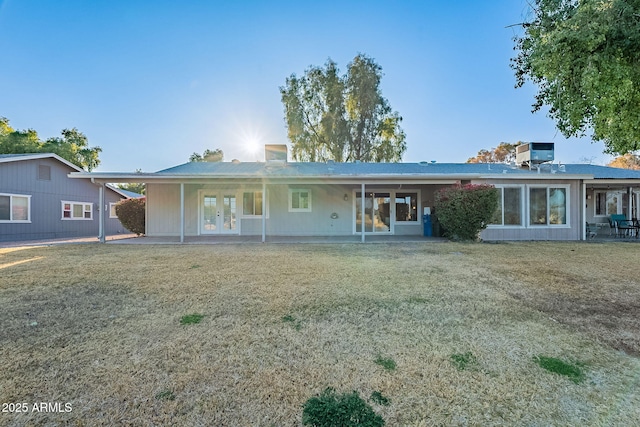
[68,145,640,242]
[0,153,130,242]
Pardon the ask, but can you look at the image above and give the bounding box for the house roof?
[0,152,84,172]
[113,188,144,198]
[68,160,640,183]
[156,161,640,180]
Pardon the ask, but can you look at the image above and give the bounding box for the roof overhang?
[69,171,595,184]
[2,153,84,172]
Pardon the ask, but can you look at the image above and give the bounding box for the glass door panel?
[372,193,391,232]
[355,192,391,233]
[222,195,237,232]
[202,195,217,232]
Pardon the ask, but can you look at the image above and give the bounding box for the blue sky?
[0,0,613,172]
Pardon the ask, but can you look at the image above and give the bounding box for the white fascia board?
[2,153,84,172]
[584,179,640,185]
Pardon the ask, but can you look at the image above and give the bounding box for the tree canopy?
[189,148,224,162]
[0,117,101,170]
[280,54,406,162]
[467,142,521,163]
[607,153,640,169]
[512,0,640,155]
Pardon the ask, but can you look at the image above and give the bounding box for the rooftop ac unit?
[516,142,554,166]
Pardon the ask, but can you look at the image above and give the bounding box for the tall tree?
[467,142,521,163]
[607,153,640,170]
[281,54,406,162]
[189,148,224,162]
[511,0,640,155]
[0,117,101,170]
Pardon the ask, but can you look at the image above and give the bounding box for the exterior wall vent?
[516,142,554,167]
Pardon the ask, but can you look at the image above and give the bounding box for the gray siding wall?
[0,158,126,242]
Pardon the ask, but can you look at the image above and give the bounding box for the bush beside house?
[115,198,146,236]
[434,184,498,241]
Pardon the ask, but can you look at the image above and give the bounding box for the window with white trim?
[529,186,568,226]
[242,191,265,216]
[594,191,628,217]
[490,186,523,226]
[395,192,418,222]
[288,189,311,212]
[62,201,93,220]
[0,193,31,222]
[109,202,118,219]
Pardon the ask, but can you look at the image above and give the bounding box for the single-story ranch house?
[0,153,131,242]
[69,144,640,243]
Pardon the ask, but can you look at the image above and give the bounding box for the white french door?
[200,191,237,234]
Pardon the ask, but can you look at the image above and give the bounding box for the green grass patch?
[374,355,397,372]
[450,352,478,371]
[369,391,390,406]
[155,389,175,401]
[282,314,302,330]
[302,387,385,427]
[179,313,205,325]
[535,356,585,383]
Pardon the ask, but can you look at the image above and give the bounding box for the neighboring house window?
[490,186,523,226]
[62,201,93,220]
[395,192,418,222]
[529,186,568,226]
[37,165,51,181]
[289,189,311,212]
[242,191,264,216]
[0,193,31,222]
[109,202,118,219]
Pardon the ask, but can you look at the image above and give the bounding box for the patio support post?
[361,182,365,243]
[99,182,105,243]
[180,183,184,243]
[582,181,586,241]
[262,181,266,243]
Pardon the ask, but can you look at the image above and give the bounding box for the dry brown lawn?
[0,241,639,426]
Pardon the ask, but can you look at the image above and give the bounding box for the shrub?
[115,197,146,236]
[302,387,385,427]
[434,184,499,241]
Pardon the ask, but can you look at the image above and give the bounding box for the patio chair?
[586,222,597,239]
[610,214,627,237]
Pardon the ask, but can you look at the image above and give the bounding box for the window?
[395,193,418,222]
[109,202,118,218]
[490,186,523,226]
[595,191,627,217]
[62,201,93,220]
[242,191,264,216]
[0,193,31,222]
[529,186,568,226]
[289,189,311,212]
[37,165,51,181]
